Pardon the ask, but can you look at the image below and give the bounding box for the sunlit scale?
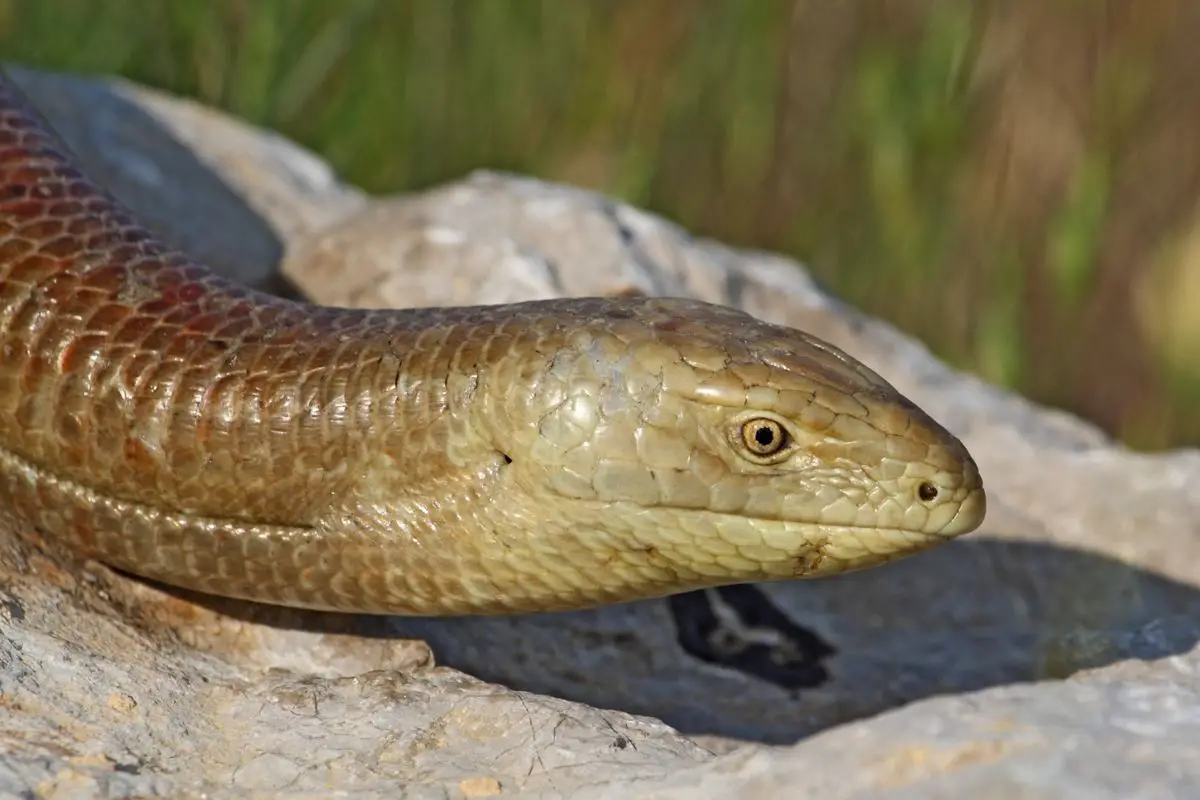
[0,72,986,616]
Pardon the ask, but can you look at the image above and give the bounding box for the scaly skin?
[0,71,985,615]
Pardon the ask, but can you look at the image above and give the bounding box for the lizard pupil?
[741,418,787,457]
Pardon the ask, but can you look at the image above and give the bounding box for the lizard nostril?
[917,481,939,503]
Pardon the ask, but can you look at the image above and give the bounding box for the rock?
[584,615,1200,798]
[1,66,1198,798]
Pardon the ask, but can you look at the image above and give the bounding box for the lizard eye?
[741,417,788,457]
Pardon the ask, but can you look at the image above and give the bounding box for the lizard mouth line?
[571,496,984,539]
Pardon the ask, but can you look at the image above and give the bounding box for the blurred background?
[1,0,1197,449]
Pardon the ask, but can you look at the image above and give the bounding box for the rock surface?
[1,66,1198,798]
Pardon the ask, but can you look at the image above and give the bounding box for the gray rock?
[587,616,1200,798]
[1,66,1197,798]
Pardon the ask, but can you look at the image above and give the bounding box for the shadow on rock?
[119,534,1200,745]
[379,536,1200,744]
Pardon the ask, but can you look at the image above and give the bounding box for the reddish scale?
[176,282,205,304]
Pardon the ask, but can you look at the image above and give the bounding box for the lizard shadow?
[382,535,1200,744]
[152,535,1200,746]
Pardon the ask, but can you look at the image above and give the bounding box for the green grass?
[1,0,1195,449]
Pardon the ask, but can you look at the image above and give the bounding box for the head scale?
[472,297,986,607]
